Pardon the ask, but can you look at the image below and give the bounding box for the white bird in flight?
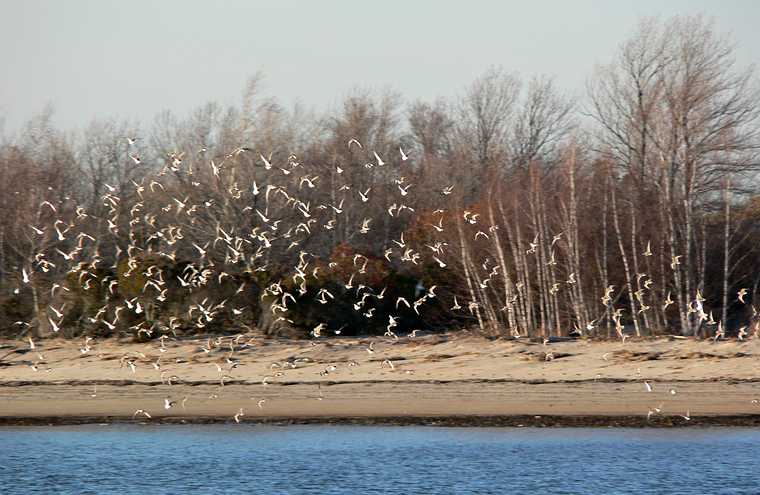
[234,408,245,423]
[373,151,385,166]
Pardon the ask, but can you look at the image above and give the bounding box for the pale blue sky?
[1,0,758,132]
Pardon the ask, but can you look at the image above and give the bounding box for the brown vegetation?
[1,16,759,341]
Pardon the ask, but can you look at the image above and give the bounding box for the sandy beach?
[2,333,760,426]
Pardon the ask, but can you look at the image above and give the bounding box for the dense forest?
[1,16,759,340]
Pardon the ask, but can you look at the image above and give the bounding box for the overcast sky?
[1,0,758,133]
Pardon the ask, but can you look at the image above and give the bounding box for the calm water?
[1,425,759,494]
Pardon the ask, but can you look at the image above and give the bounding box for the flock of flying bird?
[12,137,467,420]
[9,135,759,422]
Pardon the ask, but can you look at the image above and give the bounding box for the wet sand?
[2,333,760,426]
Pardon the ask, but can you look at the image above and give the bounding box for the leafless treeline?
[1,15,759,339]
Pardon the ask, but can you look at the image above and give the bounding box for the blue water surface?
[1,425,758,494]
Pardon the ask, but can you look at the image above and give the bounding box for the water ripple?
[1,426,759,494]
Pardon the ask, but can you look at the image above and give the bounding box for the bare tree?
[457,66,520,171]
[510,75,575,170]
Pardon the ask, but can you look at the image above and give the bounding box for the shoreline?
[3,414,760,428]
[2,379,759,427]
[3,334,760,427]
